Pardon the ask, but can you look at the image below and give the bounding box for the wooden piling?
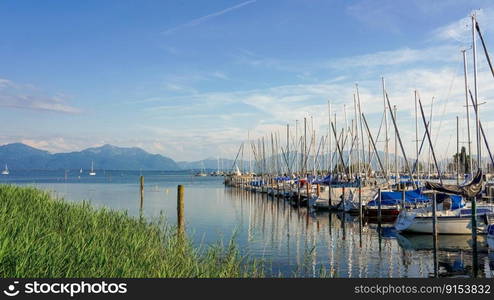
[358,186,362,217]
[377,188,382,223]
[177,185,185,235]
[139,175,144,211]
[432,192,438,277]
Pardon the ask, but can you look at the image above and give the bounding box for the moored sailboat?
[1,164,9,175]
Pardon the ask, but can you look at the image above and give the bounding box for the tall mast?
[472,14,481,171]
[414,90,419,179]
[286,124,290,175]
[328,101,332,174]
[462,50,473,177]
[354,93,361,178]
[382,77,389,179]
[427,97,434,178]
[304,117,307,176]
[457,116,460,184]
[344,104,349,177]
[394,105,398,183]
[356,84,365,177]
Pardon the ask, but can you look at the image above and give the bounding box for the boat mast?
[472,14,481,171]
[427,97,434,178]
[354,92,361,179]
[414,90,419,180]
[382,77,389,180]
[356,84,365,178]
[457,116,460,184]
[304,117,307,177]
[394,105,398,183]
[328,101,332,174]
[462,50,473,177]
[344,104,349,177]
[287,124,290,175]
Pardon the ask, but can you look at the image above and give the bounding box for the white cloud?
[327,45,460,69]
[0,78,80,114]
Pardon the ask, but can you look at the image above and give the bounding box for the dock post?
[377,188,382,222]
[432,192,438,277]
[140,175,144,212]
[358,186,362,217]
[177,185,185,235]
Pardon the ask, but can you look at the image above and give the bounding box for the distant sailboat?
[89,161,96,176]
[80,168,83,174]
[194,160,207,176]
[1,164,9,175]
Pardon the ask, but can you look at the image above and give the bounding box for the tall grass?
[0,185,262,277]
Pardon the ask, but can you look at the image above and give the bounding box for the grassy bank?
[0,185,262,277]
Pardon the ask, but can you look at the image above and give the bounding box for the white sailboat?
[1,164,9,175]
[394,201,494,234]
[89,161,96,176]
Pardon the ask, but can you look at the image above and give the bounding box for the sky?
[1,0,494,162]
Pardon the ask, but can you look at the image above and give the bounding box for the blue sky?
[1,0,494,161]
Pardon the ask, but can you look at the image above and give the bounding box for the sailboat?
[1,164,9,175]
[194,160,207,176]
[89,161,96,176]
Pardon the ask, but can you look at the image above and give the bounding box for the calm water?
[2,170,494,278]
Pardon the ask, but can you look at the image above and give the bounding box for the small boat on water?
[395,202,494,234]
[1,164,9,175]
[89,161,96,176]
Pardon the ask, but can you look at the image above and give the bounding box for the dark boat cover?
[424,170,483,198]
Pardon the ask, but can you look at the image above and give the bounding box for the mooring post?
[140,175,144,212]
[177,185,185,235]
[432,192,438,277]
[358,186,362,217]
[377,188,382,223]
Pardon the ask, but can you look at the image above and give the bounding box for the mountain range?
[0,143,183,170]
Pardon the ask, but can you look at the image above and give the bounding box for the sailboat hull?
[401,217,479,234]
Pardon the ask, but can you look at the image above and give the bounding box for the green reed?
[0,185,262,278]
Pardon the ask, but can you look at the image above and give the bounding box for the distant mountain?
[0,143,51,169]
[0,143,180,170]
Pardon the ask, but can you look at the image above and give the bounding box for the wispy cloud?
[327,45,460,69]
[162,0,256,35]
[0,78,80,114]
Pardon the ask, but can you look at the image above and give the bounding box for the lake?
[2,169,493,277]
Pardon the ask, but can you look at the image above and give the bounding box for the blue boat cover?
[367,189,429,207]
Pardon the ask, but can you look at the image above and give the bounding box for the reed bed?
[0,185,262,278]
